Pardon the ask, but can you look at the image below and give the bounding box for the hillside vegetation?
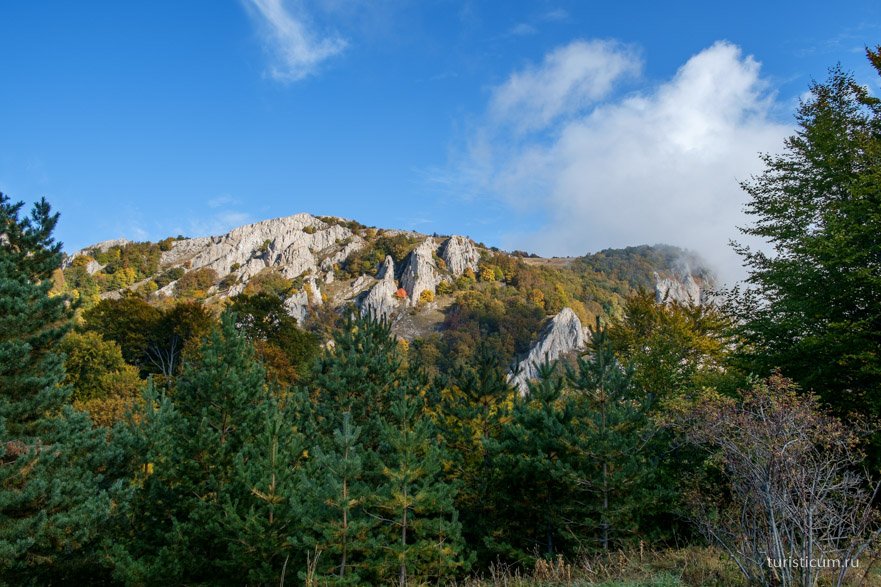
[2,48,881,586]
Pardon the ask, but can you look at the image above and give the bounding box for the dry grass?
[452,546,745,587]
[451,546,881,587]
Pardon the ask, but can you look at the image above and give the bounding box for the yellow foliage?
[74,395,140,427]
[529,288,545,307]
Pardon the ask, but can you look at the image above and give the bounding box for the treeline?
[1,46,881,587]
[0,199,740,584]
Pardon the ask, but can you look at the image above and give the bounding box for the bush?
[218,273,238,291]
[155,267,186,289]
[684,375,879,587]
[175,267,218,299]
[60,331,144,402]
[419,289,435,304]
[242,268,293,299]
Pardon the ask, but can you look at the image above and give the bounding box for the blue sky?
[1,1,879,281]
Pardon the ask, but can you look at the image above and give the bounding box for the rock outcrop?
[63,238,131,268]
[509,307,587,395]
[360,256,399,321]
[84,259,104,275]
[654,271,704,305]
[283,276,323,324]
[440,235,479,277]
[184,215,348,280]
[153,214,359,298]
[400,238,443,305]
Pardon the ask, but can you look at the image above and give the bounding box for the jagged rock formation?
[360,256,400,321]
[440,235,479,277]
[171,214,358,294]
[67,211,718,346]
[283,276,323,324]
[400,238,443,305]
[84,259,104,275]
[654,270,712,305]
[509,307,587,395]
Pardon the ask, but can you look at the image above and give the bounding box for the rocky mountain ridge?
[65,212,715,389]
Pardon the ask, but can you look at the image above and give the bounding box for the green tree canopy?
[729,47,881,462]
[0,193,118,582]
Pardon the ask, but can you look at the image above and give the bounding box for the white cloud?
[186,211,253,237]
[490,40,642,133]
[463,40,791,284]
[243,0,347,82]
[207,194,238,209]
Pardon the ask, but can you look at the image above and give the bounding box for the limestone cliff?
[440,235,479,277]
[509,307,588,395]
[400,238,443,305]
[360,256,400,321]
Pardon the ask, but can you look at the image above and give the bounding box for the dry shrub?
[452,546,741,587]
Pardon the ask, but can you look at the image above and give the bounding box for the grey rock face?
[283,276,323,324]
[400,239,442,305]
[89,238,130,253]
[360,256,399,321]
[319,235,366,271]
[654,271,702,305]
[150,213,360,299]
[509,307,587,395]
[440,235,479,277]
[85,260,104,275]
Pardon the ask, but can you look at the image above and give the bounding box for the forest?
[1,48,881,587]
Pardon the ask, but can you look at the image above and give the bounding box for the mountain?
[59,212,715,382]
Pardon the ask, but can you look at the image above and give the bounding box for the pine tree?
[221,394,309,584]
[484,364,581,561]
[0,193,118,582]
[371,381,467,585]
[312,313,403,482]
[111,313,309,583]
[433,343,513,565]
[306,412,373,585]
[567,320,657,550]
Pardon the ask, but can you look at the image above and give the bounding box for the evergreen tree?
[371,381,467,585]
[312,313,402,474]
[305,412,373,585]
[432,343,513,565]
[484,364,581,561]
[0,193,118,582]
[729,48,881,463]
[567,320,658,550]
[220,395,309,585]
[111,313,309,583]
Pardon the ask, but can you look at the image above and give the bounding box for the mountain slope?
[59,213,715,378]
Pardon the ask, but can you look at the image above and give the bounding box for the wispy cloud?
[540,8,568,22]
[243,0,347,82]
[490,40,642,132]
[206,194,238,209]
[451,40,792,284]
[509,23,537,37]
